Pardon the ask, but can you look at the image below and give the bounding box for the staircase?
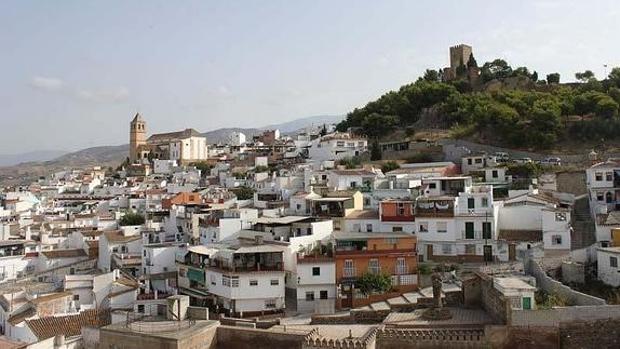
[571,196,596,250]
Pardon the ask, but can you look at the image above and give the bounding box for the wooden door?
[483,245,493,262]
[426,244,433,261]
[509,244,516,261]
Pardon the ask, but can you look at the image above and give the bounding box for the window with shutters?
[344,259,355,277]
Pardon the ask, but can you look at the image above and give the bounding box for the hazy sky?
[1,0,619,153]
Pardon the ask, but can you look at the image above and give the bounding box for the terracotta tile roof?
[41,249,87,258]
[41,249,87,259]
[498,230,543,242]
[103,230,142,243]
[26,309,111,340]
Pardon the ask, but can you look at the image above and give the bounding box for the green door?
[522,297,532,310]
[465,222,474,239]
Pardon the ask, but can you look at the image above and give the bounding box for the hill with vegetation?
[336,59,620,154]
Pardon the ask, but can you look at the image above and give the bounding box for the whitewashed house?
[597,247,620,286]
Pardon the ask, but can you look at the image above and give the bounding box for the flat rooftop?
[102,320,218,340]
[383,308,495,327]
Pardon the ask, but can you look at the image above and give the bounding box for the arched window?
[606,192,613,203]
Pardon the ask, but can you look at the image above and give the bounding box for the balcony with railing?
[297,253,334,264]
[209,252,284,273]
[311,200,348,217]
[112,253,142,267]
[137,291,173,300]
[381,214,415,222]
[343,267,356,278]
[415,199,454,218]
[460,230,492,240]
[394,266,409,275]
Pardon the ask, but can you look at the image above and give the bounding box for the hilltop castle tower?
[449,44,472,72]
[442,44,479,84]
[129,113,146,162]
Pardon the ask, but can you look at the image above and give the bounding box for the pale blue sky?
[1,0,619,153]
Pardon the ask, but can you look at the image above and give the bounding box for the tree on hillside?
[512,66,534,80]
[575,70,596,82]
[361,113,399,139]
[573,91,598,116]
[480,59,513,82]
[466,53,478,68]
[234,186,255,200]
[546,73,560,84]
[381,161,400,174]
[320,124,328,136]
[120,212,145,226]
[608,87,620,105]
[370,141,382,161]
[422,69,440,82]
[595,97,619,119]
[192,161,212,177]
[608,67,620,88]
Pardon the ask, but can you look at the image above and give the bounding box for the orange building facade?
[334,232,418,309]
[379,200,415,222]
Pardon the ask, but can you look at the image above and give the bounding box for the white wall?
[597,250,620,287]
[542,210,571,250]
[206,270,285,312]
[144,245,179,275]
[416,218,457,242]
[498,205,542,231]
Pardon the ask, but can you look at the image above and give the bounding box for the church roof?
[147,128,203,143]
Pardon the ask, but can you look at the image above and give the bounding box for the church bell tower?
[129,113,146,162]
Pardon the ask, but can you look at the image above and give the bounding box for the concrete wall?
[511,305,620,326]
[99,321,218,349]
[561,261,585,284]
[215,325,305,349]
[525,258,605,306]
[480,275,510,324]
[560,318,620,348]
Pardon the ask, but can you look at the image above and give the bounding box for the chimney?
[54,335,66,346]
[254,235,263,245]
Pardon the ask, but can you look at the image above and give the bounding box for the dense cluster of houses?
[0,116,596,348]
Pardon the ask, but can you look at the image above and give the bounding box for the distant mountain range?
[261,114,344,133]
[0,150,68,167]
[201,114,344,144]
[0,115,344,187]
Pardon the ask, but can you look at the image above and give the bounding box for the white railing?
[343,268,356,278]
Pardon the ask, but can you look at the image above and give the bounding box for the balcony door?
[482,222,492,239]
[465,222,475,239]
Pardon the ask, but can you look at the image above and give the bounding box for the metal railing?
[395,266,409,275]
[460,230,492,240]
[343,268,356,278]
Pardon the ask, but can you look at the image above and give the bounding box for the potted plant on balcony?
[357,272,392,296]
